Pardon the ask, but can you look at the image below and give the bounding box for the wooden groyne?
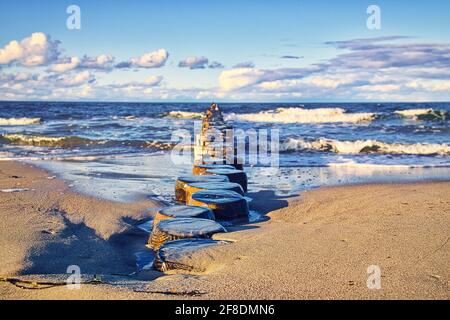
[149,103,249,271]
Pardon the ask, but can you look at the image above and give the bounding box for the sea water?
[1,101,449,202]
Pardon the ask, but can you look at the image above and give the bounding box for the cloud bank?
[1,33,450,101]
[216,37,450,101]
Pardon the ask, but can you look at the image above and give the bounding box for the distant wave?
[0,117,42,126]
[165,111,203,119]
[0,133,177,150]
[394,108,447,121]
[0,134,101,147]
[282,137,450,155]
[225,107,375,124]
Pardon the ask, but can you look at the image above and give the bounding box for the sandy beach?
[0,160,448,300]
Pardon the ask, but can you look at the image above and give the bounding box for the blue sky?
[1,0,450,101]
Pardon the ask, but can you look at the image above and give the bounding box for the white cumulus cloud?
[127,49,169,68]
[0,32,60,66]
[144,75,163,86]
[49,56,81,72]
[219,67,319,91]
[80,54,115,70]
[49,54,116,73]
[57,70,96,87]
[219,68,267,91]
[178,56,209,69]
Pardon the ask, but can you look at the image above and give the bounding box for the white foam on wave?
[0,156,41,161]
[0,154,101,161]
[2,133,66,144]
[282,137,450,155]
[394,108,433,117]
[166,111,203,119]
[225,107,375,124]
[0,134,97,148]
[0,117,42,126]
[328,161,426,169]
[1,133,183,152]
[394,108,447,120]
[56,156,100,161]
[1,188,31,193]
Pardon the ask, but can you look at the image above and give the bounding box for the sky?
[0,0,450,102]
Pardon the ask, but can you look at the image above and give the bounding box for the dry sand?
[0,161,449,299]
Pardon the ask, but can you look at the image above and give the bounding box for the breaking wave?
[0,133,177,150]
[225,107,375,124]
[0,117,42,126]
[165,111,203,119]
[282,137,450,155]
[394,108,447,121]
[0,134,96,147]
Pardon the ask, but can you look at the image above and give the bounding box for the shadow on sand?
[21,215,162,281]
[248,189,295,216]
[20,190,293,281]
[224,190,294,233]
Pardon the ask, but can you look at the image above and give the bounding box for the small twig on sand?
[1,275,206,296]
[417,235,450,263]
[133,289,206,297]
[0,277,67,290]
[0,276,104,290]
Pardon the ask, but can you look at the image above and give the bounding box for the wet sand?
[0,161,449,299]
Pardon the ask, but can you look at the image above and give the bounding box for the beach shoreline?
[0,160,449,300]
